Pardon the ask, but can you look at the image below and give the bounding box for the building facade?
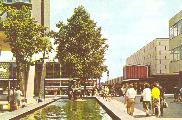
[105,76,123,85]
[126,38,171,76]
[169,10,182,74]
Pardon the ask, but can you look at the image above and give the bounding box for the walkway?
[96,95,182,120]
[0,97,60,120]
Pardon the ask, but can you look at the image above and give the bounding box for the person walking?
[156,82,165,116]
[14,87,23,108]
[125,84,137,116]
[141,83,151,117]
[173,85,179,102]
[151,83,160,117]
[179,87,182,102]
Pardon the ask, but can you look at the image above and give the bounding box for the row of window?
[171,46,182,61]
[169,19,182,39]
[0,0,31,3]
[138,46,167,54]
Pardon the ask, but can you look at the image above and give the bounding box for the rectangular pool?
[20,99,112,120]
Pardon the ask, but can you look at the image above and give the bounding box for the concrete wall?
[31,0,50,30]
[169,10,182,74]
[126,38,171,76]
[25,65,36,103]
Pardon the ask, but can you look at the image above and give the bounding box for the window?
[171,47,180,61]
[178,20,182,35]
[159,42,160,45]
[7,0,12,3]
[165,56,167,59]
[160,70,161,74]
[14,0,31,3]
[173,24,178,37]
[165,65,167,69]
[180,46,182,60]
[170,27,174,39]
[165,46,167,50]
[160,60,161,64]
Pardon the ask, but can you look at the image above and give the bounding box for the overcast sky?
[50,0,182,82]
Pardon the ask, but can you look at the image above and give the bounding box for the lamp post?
[107,70,109,81]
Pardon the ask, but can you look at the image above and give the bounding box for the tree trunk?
[16,57,25,96]
[39,50,46,99]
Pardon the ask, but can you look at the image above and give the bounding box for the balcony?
[0,0,32,8]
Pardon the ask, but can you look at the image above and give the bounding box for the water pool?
[20,99,112,120]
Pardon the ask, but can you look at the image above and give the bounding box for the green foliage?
[1,5,51,63]
[52,5,108,79]
[0,3,52,94]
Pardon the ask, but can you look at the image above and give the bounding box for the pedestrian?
[105,86,110,101]
[151,83,160,117]
[180,87,182,102]
[120,85,125,96]
[141,83,151,117]
[125,84,137,116]
[173,85,179,102]
[110,84,115,98]
[156,82,165,116]
[14,87,23,108]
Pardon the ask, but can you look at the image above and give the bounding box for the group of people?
[125,82,166,117]
[101,86,111,101]
[173,85,182,102]
[68,80,97,100]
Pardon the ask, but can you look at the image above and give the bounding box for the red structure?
[123,65,148,79]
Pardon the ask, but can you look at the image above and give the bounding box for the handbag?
[163,101,168,108]
[140,96,143,102]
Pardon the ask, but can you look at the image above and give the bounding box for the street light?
[107,70,109,81]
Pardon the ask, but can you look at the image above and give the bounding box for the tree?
[0,4,51,96]
[51,6,108,85]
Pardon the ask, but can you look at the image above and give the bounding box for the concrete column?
[25,65,36,103]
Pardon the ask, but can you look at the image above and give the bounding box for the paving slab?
[96,96,182,120]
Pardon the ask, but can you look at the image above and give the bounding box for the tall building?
[32,0,50,30]
[105,76,123,85]
[126,38,171,76]
[169,10,182,74]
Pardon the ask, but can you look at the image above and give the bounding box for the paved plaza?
[0,95,181,120]
[0,98,59,120]
[97,95,182,120]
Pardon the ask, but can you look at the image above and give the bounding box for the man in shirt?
[156,82,165,116]
[125,84,137,116]
[142,83,151,116]
[151,83,160,117]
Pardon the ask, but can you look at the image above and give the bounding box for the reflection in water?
[21,99,112,120]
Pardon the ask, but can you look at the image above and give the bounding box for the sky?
[50,0,182,82]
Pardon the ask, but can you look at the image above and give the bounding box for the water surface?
[21,99,112,120]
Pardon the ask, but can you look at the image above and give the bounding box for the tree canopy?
[51,6,108,79]
[0,4,51,95]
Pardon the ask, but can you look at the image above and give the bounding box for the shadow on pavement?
[114,96,182,118]
[134,115,147,118]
